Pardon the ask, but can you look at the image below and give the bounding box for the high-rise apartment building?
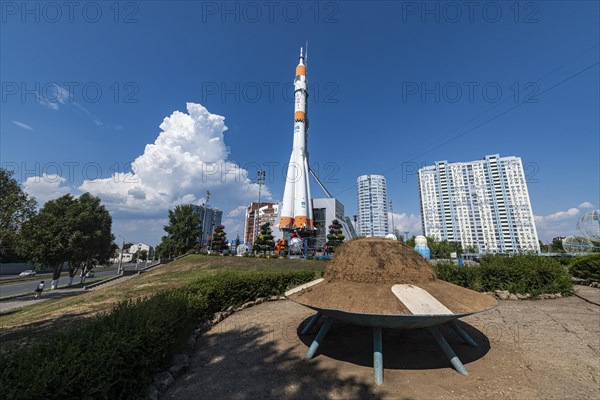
[417,154,539,253]
[357,175,389,237]
[244,202,279,245]
[191,205,223,248]
[312,197,356,248]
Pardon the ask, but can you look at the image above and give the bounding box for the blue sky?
[1,1,598,244]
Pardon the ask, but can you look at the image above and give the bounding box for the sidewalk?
[0,274,137,314]
[573,284,600,305]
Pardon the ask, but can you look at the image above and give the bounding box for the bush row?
[0,270,315,400]
[433,254,573,297]
[568,253,600,281]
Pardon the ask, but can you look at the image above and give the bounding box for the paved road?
[0,264,143,298]
[0,273,142,313]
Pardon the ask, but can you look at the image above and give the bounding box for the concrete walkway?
[165,289,600,400]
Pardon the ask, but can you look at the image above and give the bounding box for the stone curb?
[146,295,287,399]
[485,290,565,300]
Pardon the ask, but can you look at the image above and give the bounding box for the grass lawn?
[0,255,326,340]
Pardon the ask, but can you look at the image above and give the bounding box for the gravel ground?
[164,286,600,400]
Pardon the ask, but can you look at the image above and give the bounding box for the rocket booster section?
[280,48,314,231]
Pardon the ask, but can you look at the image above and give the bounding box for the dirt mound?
[324,237,436,284]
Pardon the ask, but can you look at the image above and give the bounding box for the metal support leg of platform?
[373,327,383,385]
[428,326,469,376]
[301,312,322,335]
[305,318,333,360]
[449,320,478,347]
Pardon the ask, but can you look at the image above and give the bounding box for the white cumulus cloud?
[79,103,269,241]
[578,201,595,209]
[23,174,73,205]
[534,203,598,241]
[387,212,422,237]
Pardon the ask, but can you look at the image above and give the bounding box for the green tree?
[0,169,37,263]
[209,225,228,253]
[465,245,478,254]
[551,237,565,253]
[67,193,115,284]
[254,223,275,254]
[156,236,177,259]
[20,195,77,288]
[139,249,148,261]
[426,236,463,258]
[326,219,345,253]
[163,205,202,256]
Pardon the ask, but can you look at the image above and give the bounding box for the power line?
[332,51,600,197]
[388,42,600,170]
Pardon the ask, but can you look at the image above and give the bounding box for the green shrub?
[569,254,600,281]
[432,255,573,297]
[0,271,314,400]
[433,262,482,291]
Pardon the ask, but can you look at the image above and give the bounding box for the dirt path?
[165,288,599,400]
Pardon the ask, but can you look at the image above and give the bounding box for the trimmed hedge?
[433,255,573,297]
[0,270,315,400]
[569,253,600,281]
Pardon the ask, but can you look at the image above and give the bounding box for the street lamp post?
[209,217,215,252]
[253,170,265,253]
[118,235,125,274]
[200,191,211,253]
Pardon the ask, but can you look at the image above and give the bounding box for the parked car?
[19,270,37,277]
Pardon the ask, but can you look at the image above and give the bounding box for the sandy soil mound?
[289,237,496,315]
[324,237,436,284]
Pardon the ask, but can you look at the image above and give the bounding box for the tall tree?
[67,193,115,285]
[0,169,37,263]
[254,222,275,254]
[156,236,177,259]
[209,225,228,253]
[163,205,202,256]
[20,194,77,288]
[20,193,115,287]
[326,219,345,253]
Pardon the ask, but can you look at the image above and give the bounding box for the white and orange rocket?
[279,47,314,231]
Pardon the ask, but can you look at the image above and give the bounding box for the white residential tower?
[417,154,540,253]
[357,174,389,237]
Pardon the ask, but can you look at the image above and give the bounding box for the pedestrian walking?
[34,281,45,300]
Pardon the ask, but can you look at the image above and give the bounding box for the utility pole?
[253,170,265,252]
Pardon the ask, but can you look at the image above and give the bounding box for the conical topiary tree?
[254,222,275,254]
[326,219,345,253]
[209,225,228,253]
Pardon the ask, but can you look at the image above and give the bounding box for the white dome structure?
[577,210,600,241]
[415,235,428,247]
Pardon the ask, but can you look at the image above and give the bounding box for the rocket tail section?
[279,152,296,229]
